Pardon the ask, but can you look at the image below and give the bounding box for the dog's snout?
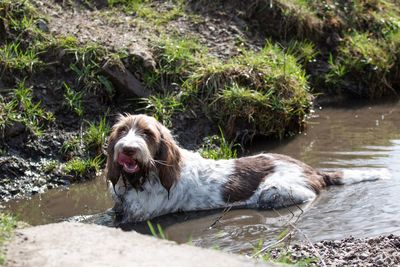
[122,146,138,155]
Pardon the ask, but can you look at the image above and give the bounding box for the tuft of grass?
[41,159,59,174]
[199,128,238,160]
[0,214,17,265]
[187,42,311,140]
[0,82,54,136]
[63,83,84,117]
[152,36,209,88]
[326,33,395,97]
[0,42,42,76]
[60,136,81,158]
[83,117,110,155]
[63,156,103,178]
[140,94,183,128]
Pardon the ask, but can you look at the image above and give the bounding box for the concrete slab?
[5,222,274,267]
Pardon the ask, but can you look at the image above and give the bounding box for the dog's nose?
[122,146,138,155]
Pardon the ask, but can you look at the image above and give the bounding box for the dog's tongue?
[117,153,139,173]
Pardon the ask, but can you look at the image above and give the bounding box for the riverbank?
[2,0,400,201]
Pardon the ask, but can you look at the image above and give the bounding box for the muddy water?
[2,101,400,253]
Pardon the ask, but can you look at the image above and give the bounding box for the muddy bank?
[269,235,400,266]
[5,222,271,267]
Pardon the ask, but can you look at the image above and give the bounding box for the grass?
[41,159,59,174]
[0,42,42,76]
[60,136,81,159]
[0,214,17,265]
[0,82,54,136]
[63,156,103,178]
[185,42,311,140]
[326,32,395,97]
[140,94,183,128]
[63,83,84,117]
[199,128,238,160]
[83,117,110,155]
[147,221,167,239]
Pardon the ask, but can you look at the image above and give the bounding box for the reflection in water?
[2,101,400,253]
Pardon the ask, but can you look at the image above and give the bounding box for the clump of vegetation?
[141,94,183,128]
[0,82,54,136]
[0,214,17,265]
[83,117,110,155]
[63,83,84,117]
[63,156,103,179]
[199,129,238,160]
[326,33,395,97]
[41,159,59,174]
[187,42,311,139]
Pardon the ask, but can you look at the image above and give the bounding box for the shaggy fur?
[106,114,391,223]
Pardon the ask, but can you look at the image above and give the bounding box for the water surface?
[3,101,400,253]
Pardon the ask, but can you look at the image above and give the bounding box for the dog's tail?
[321,168,391,186]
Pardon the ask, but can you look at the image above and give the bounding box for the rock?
[102,59,151,98]
[36,19,49,33]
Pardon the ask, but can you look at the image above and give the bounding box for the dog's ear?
[155,124,181,193]
[105,128,121,186]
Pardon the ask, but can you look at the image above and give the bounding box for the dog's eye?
[142,129,153,137]
[118,127,128,135]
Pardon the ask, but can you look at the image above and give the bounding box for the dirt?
[270,235,400,266]
[5,222,272,267]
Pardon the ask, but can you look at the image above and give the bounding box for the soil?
[270,235,400,266]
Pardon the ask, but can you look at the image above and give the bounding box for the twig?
[274,209,327,267]
[250,229,293,258]
[208,205,232,229]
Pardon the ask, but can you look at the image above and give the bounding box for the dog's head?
[106,114,181,192]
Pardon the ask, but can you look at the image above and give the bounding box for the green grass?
[41,159,59,174]
[140,94,183,128]
[61,136,81,158]
[199,128,238,160]
[147,221,167,239]
[186,42,311,139]
[0,214,17,265]
[326,32,395,97]
[83,117,110,155]
[63,83,84,117]
[63,156,103,178]
[0,82,54,136]
[0,42,42,76]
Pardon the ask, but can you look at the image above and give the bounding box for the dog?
[106,114,391,223]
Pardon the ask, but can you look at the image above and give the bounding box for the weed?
[140,94,183,128]
[83,117,110,155]
[0,213,16,265]
[61,136,81,158]
[147,221,167,239]
[41,160,59,174]
[63,156,103,178]
[0,42,41,75]
[199,128,238,160]
[63,83,83,117]
[0,82,54,136]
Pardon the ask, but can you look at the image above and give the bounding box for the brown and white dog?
[106,114,391,223]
